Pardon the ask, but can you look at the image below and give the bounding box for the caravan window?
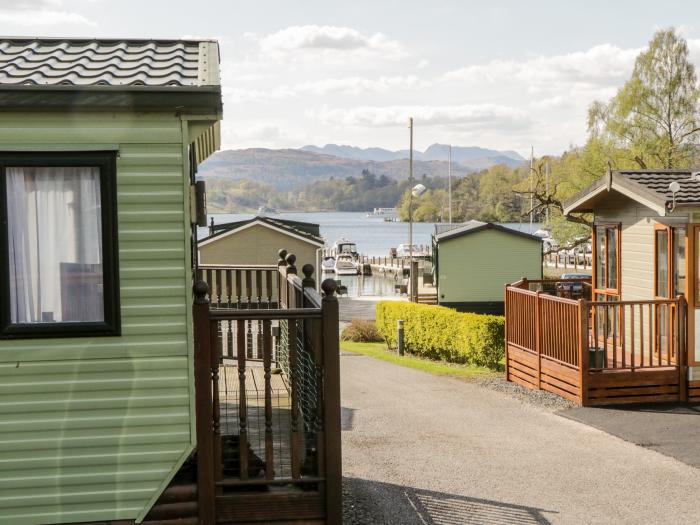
[0,153,120,338]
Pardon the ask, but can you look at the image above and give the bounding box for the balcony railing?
[505,278,688,406]
[192,251,341,524]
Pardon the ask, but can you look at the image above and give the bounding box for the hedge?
[375,301,505,369]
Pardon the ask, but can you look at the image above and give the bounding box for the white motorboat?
[328,238,358,259]
[321,256,336,273]
[334,254,359,275]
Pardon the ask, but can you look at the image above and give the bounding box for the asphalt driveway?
[341,352,700,524]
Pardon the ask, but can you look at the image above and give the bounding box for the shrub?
[375,301,504,369]
[341,319,384,343]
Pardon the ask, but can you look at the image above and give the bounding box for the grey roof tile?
[0,38,218,88]
[619,170,700,204]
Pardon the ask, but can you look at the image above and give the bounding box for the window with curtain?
[1,153,119,338]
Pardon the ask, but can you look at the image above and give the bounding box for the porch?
[505,278,688,406]
[190,252,341,524]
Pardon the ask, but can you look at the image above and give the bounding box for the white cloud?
[443,44,639,91]
[0,9,96,26]
[311,103,532,131]
[260,25,403,54]
[225,75,429,103]
[221,122,309,150]
[0,1,96,27]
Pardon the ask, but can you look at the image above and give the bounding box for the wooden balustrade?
[197,264,278,308]
[192,252,341,524]
[504,279,687,406]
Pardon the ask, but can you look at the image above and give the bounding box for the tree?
[477,165,525,222]
[589,28,700,169]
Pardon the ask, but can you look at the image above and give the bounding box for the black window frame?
[0,151,120,339]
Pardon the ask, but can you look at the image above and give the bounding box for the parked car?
[556,272,592,297]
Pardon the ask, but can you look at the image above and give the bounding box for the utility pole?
[545,161,550,225]
[448,144,452,224]
[408,117,414,302]
[529,146,534,233]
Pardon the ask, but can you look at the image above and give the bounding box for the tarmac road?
[341,352,700,524]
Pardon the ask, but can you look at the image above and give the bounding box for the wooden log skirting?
[505,279,689,406]
[192,251,342,524]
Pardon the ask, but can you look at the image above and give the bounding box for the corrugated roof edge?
[202,216,324,245]
[561,170,687,215]
[434,221,542,243]
[0,37,222,113]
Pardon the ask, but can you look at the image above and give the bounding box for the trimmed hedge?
[375,301,504,369]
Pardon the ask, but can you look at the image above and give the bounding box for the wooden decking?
[505,279,689,406]
[219,363,294,478]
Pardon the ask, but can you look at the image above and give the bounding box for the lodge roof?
[433,220,542,243]
[563,169,700,216]
[200,216,324,247]
[0,37,222,113]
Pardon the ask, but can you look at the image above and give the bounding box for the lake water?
[202,211,543,257]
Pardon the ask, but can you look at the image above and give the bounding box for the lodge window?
[655,224,686,299]
[594,224,620,297]
[0,152,120,338]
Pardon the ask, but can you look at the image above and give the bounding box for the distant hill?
[199,148,475,191]
[301,143,525,167]
[199,145,525,191]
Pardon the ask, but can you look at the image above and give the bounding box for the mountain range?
[301,143,525,167]
[198,144,525,191]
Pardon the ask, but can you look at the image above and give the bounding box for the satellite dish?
[669,181,681,193]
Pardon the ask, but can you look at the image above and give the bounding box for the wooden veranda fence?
[193,252,342,524]
[505,278,688,406]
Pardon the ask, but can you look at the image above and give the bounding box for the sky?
[3,1,700,157]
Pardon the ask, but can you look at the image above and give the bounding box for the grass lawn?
[340,341,502,379]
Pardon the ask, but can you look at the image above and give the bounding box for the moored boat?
[334,253,359,275]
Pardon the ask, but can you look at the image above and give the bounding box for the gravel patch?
[471,375,576,411]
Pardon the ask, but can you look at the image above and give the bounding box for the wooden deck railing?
[196,264,279,308]
[505,278,688,406]
[193,251,341,524]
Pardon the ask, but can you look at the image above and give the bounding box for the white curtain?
[7,167,103,324]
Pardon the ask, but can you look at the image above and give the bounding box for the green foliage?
[340,319,383,343]
[588,28,700,169]
[375,301,505,369]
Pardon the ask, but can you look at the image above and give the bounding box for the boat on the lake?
[321,256,336,273]
[328,238,359,259]
[365,207,397,220]
[395,243,430,257]
[334,253,359,275]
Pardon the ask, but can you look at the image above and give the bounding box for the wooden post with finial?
[285,253,297,307]
[277,249,287,307]
[320,278,342,524]
[302,263,316,304]
[192,280,215,525]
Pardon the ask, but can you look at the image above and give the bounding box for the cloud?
[0,1,96,27]
[225,75,429,103]
[444,44,640,90]
[254,25,406,62]
[311,103,532,131]
[261,25,402,53]
[221,122,308,149]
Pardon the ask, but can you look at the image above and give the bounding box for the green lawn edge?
[340,341,502,379]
